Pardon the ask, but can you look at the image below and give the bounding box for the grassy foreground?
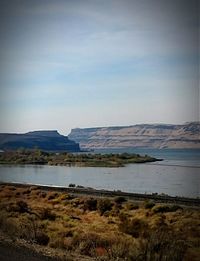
[0,184,199,261]
[0,149,159,167]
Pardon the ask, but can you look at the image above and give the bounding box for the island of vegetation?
[0,149,161,167]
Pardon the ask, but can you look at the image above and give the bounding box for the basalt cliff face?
[68,122,200,149]
[0,130,80,152]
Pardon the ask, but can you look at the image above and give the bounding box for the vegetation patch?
[83,198,97,211]
[97,198,113,215]
[143,200,155,209]
[152,204,183,213]
[0,149,160,167]
[0,184,199,261]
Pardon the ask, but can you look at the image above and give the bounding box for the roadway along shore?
[1,182,199,207]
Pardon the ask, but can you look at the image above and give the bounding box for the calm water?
[0,149,199,198]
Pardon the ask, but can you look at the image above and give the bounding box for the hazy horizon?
[0,0,199,135]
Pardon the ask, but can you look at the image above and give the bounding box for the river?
[0,149,199,198]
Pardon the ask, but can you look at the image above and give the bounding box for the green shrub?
[118,211,129,222]
[152,205,170,213]
[119,217,149,238]
[0,214,47,244]
[141,229,187,261]
[97,198,113,215]
[125,202,139,210]
[108,237,138,260]
[114,196,127,205]
[72,232,109,256]
[169,204,183,212]
[37,207,56,221]
[83,198,97,211]
[0,212,18,237]
[47,192,58,200]
[60,193,71,201]
[6,200,29,213]
[70,197,84,207]
[144,200,155,209]
[152,204,183,214]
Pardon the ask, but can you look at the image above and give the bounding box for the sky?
[0,0,199,135]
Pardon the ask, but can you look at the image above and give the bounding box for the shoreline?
[0,159,162,167]
[1,182,199,207]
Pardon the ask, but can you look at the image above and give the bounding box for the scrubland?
[0,184,199,261]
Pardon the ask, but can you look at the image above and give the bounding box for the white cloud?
[0,0,198,133]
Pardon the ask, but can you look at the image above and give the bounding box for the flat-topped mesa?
[26,130,61,137]
[68,122,200,149]
[0,130,80,152]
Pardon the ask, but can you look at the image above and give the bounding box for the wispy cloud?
[0,0,198,133]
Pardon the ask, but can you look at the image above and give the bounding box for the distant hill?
[68,122,200,149]
[0,130,80,152]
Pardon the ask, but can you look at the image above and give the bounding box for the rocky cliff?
[0,130,80,152]
[68,122,200,149]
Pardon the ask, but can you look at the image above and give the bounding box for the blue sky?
[0,0,199,135]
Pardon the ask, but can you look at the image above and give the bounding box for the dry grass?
[0,184,199,261]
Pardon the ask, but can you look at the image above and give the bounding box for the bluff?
[68,122,200,149]
[0,130,80,152]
